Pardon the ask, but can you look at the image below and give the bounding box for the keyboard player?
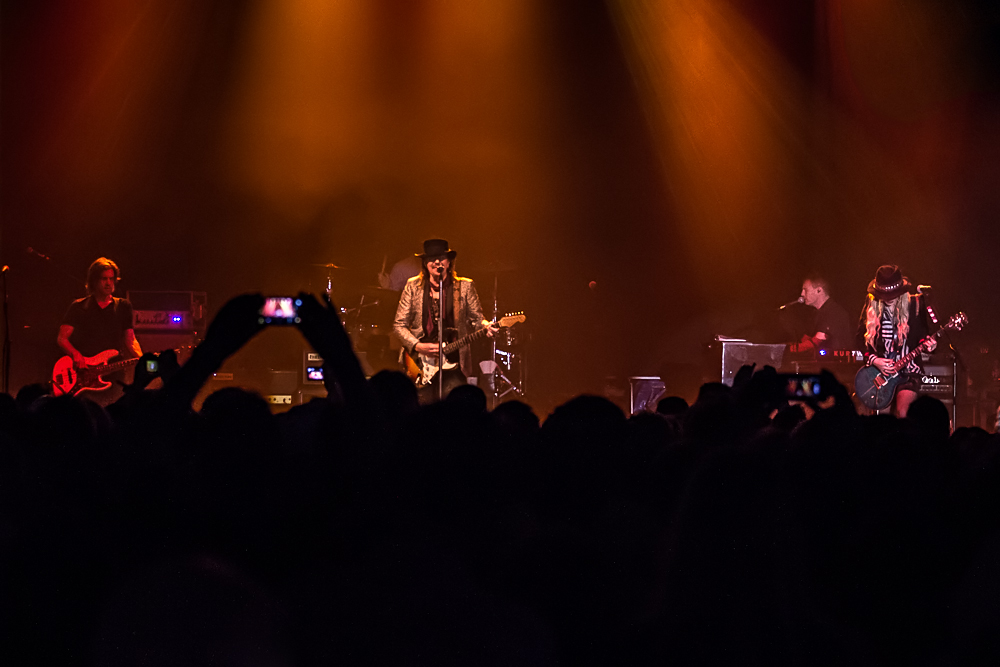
[789,273,853,353]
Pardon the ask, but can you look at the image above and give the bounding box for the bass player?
[392,239,497,395]
[55,257,142,404]
[856,264,936,417]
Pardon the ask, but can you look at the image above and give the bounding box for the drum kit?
[310,263,399,374]
[470,260,526,403]
[311,259,527,400]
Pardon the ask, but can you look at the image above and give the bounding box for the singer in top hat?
[393,239,497,390]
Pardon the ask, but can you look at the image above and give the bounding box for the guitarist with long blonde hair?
[55,257,142,404]
[856,265,936,417]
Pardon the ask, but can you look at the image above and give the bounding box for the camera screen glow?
[262,298,296,318]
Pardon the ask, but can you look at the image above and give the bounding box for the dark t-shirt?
[812,298,853,350]
[62,296,134,359]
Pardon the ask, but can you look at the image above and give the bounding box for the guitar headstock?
[498,312,526,328]
[946,312,968,332]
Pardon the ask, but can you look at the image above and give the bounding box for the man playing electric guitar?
[392,239,498,397]
[55,257,142,405]
[855,265,935,417]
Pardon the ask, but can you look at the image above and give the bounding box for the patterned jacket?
[393,274,486,378]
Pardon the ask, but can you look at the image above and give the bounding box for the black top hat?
[867,264,913,301]
[416,239,457,260]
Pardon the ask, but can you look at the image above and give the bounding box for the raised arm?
[160,293,265,409]
[295,292,368,405]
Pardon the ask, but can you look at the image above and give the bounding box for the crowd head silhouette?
[3,293,998,666]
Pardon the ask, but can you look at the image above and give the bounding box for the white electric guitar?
[403,313,526,386]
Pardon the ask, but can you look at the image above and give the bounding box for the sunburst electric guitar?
[51,349,143,397]
[404,313,526,386]
[853,311,967,411]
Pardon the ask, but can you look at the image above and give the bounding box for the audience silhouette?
[2,292,998,665]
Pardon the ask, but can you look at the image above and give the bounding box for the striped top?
[880,307,919,373]
[880,308,896,355]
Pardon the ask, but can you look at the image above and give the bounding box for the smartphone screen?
[305,366,324,382]
[146,359,159,374]
[781,374,824,399]
[259,297,301,325]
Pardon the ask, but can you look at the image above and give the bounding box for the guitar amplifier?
[127,291,207,332]
[304,352,325,383]
[303,350,375,382]
[919,364,955,396]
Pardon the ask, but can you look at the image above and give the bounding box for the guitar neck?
[443,326,490,355]
[896,329,945,369]
[94,357,140,374]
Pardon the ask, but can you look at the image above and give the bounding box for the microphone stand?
[1,267,9,394]
[437,269,446,402]
[491,272,498,408]
[26,247,82,286]
[922,288,965,425]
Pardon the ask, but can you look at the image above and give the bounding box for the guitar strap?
[453,277,461,332]
[440,278,460,365]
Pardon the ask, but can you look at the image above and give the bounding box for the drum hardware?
[309,262,351,297]
[480,359,522,398]
[484,266,526,406]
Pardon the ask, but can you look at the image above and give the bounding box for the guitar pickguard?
[415,352,459,387]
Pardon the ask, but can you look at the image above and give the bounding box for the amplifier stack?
[127,290,207,362]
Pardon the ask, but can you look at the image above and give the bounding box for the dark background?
[3,0,999,411]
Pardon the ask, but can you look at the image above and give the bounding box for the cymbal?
[311,263,349,269]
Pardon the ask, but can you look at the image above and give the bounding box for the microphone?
[779,297,804,310]
[26,247,52,261]
[918,285,938,323]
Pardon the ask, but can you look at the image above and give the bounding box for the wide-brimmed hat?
[867,264,913,300]
[416,239,457,260]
